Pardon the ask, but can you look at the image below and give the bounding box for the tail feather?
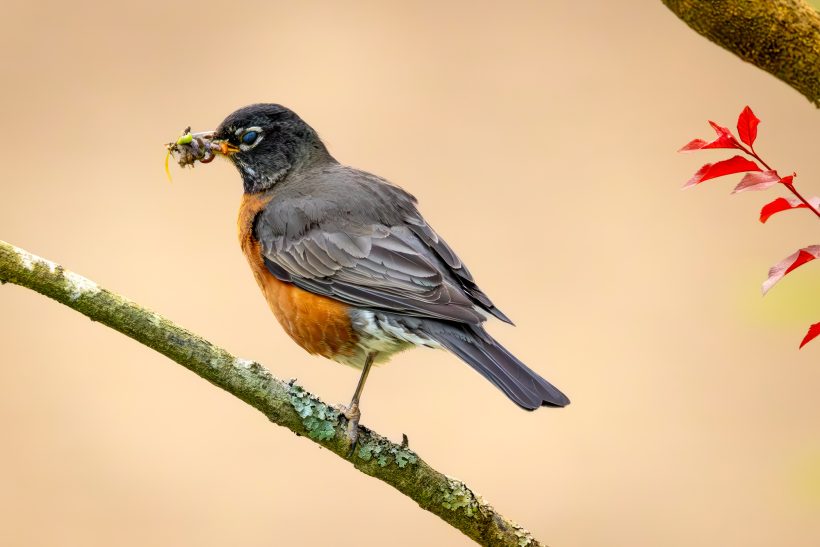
[425,322,570,409]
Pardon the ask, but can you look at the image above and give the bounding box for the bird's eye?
[241,130,259,145]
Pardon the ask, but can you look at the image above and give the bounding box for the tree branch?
[661,0,820,106]
[0,239,544,547]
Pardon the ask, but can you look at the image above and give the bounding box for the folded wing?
[256,217,507,325]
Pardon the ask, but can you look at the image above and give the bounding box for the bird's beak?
[218,141,240,156]
[195,130,240,156]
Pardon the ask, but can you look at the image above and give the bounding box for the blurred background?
[2,1,820,545]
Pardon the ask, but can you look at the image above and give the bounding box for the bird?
[197,103,569,445]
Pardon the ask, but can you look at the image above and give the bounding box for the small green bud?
[176,133,193,145]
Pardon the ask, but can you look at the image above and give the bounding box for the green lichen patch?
[356,434,418,468]
[288,383,339,441]
[440,477,479,517]
[513,524,535,547]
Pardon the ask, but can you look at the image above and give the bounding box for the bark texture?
[662,0,820,106]
[0,239,544,547]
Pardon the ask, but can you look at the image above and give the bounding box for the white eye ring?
[236,126,264,151]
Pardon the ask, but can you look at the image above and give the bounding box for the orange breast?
[238,192,358,359]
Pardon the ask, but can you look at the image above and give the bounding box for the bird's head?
[208,104,329,193]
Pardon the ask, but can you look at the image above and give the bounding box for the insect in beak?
[164,128,239,181]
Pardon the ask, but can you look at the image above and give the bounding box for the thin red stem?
[735,142,771,170]
[735,141,820,220]
[784,183,820,220]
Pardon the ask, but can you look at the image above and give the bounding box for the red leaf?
[760,196,820,223]
[737,106,761,148]
[732,170,780,193]
[678,122,740,152]
[780,174,796,185]
[705,121,740,149]
[800,322,820,349]
[762,245,820,295]
[679,139,709,152]
[683,156,761,188]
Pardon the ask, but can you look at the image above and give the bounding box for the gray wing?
[401,214,512,323]
[257,223,493,324]
[253,165,512,324]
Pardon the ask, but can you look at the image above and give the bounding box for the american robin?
[192,104,569,444]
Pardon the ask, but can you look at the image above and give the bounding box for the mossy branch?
[0,239,544,547]
[661,0,820,106]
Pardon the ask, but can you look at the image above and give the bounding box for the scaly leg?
[342,351,376,453]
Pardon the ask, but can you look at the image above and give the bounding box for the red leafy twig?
[680,106,820,348]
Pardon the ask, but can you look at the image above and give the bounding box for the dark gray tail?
[424,322,570,409]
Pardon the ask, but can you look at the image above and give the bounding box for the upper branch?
[662,0,820,106]
[0,239,544,547]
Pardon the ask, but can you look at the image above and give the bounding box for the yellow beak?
[191,131,240,156]
[217,140,240,155]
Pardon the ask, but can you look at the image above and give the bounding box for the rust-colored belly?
[237,192,358,359]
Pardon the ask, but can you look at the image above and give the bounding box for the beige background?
[2,1,820,545]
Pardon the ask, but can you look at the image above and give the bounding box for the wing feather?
[257,222,489,324]
[253,175,511,324]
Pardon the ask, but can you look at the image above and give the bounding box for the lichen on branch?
[0,239,544,547]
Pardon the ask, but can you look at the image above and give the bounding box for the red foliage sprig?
[680,106,820,348]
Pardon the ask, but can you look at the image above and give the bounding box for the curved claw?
[340,403,361,457]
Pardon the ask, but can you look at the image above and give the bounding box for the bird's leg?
[342,351,376,454]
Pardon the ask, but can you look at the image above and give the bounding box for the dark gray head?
[213,104,331,194]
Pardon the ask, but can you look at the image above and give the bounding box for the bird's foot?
[337,402,361,457]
